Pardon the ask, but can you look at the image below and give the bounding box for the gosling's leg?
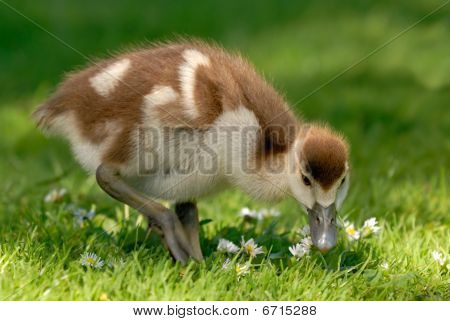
[175,202,204,261]
[95,164,197,264]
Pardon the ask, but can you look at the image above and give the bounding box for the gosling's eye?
[340,177,346,186]
[302,175,311,186]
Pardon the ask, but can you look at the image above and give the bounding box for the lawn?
[0,0,449,300]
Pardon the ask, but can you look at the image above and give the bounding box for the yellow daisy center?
[346,226,356,235]
[86,258,96,265]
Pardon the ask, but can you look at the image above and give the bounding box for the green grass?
[0,0,449,300]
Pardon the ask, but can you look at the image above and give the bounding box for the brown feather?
[33,39,300,167]
[300,125,348,189]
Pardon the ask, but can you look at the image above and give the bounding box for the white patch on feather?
[89,58,131,97]
[49,112,120,173]
[215,106,289,202]
[143,85,178,109]
[287,142,315,209]
[178,49,210,119]
[126,106,289,202]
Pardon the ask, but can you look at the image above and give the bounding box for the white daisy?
[44,188,67,203]
[300,236,313,250]
[80,252,104,269]
[239,207,281,221]
[72,207,95,226]
[289,243,308,259]
[222,258,232,270]
[217,238,240,254]
[258,208,281,219]
[239,207,261,220]
[431,250,446,266]
[361,217,381,237]
[240,237,264,258]
[344,221,360,240]
[235,262,250,277]
[380,262,389,270]
[289,236,313,260]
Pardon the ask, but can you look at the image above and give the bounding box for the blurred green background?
[0,0,448,300]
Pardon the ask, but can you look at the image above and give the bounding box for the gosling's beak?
[307,203,337,253]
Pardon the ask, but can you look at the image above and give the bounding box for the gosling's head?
[288,125,349,252]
